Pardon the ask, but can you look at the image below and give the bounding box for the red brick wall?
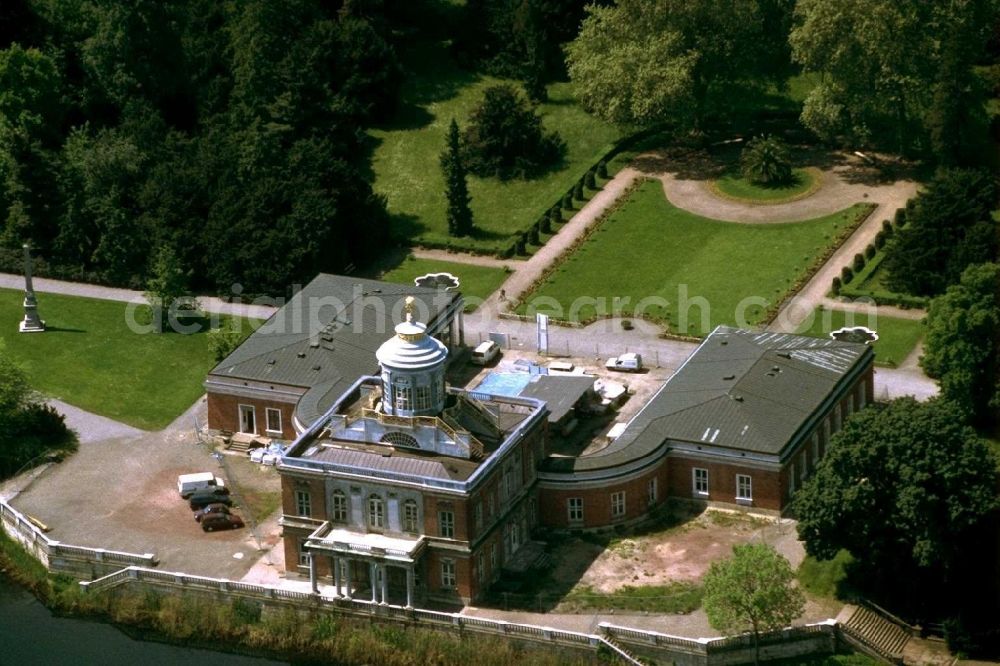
[424,549,473,601]
[281,474,328,521]
[423,494,469,541]
[666,456,782,512]
[538,462,668,529]
[206,391,298,440]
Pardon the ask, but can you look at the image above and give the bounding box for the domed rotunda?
[375,296,448,417]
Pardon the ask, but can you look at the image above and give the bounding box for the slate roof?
[544,326,873,473]
[208,273,459,425]
[306,444,479,481]
[519,375,595,424]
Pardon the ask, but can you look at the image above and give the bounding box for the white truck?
[177,472,226,499]
[605,352,643,372]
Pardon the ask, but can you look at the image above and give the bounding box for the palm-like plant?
[740,135,793,186]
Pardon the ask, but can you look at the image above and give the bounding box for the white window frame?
[439,510,455,539]
[567,497,584,523]
[298,539,309,567]
[331,490,348,523]
[238,404,256,434]
[403,500,419,533]
[693,468,709,496]
[295,489,311,518]
[647,477,658,505]
[368,495,385,530]
[611,491,626,519]
[736,474,753,502]
[441,559,456,589]
[265,407,282,435]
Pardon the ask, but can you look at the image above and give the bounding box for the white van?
[177,472,226,499]
[471,340,501,365]
[605,352,643,372]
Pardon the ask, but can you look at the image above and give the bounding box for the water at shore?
[0,573,287,665]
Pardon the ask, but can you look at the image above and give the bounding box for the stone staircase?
[599,632,644,665]
[841,604,912,663]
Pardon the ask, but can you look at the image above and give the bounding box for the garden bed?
[709,166,823,205]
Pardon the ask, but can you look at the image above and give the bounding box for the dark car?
[193,503,231,522]
[201,513,245,532]
[189,490,234,510]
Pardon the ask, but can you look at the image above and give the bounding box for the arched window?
[368,494,385,530]
[380,431,419,449]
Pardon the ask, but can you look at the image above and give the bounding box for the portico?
[304,522,425,607]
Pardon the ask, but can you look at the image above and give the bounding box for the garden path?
[819,296,926,321]
[410,248,525,269]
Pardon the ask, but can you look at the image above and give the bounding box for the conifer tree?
[440,118,474,236]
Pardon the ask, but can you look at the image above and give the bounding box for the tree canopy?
[566,0,794,129]
[921,263,1000,426]
[702,543,805,665]
[791,0,999,159]
[883,169,998,297]
[794,398,998,612]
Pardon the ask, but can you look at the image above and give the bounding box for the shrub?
[740,135,793,185]
[461,84,566,180]
[865,244,876,260]
[585,170,597,190]
[597,160,608,178]
[831,276,842,295]
[573,179,585,200]
[875,230,887,249]
[528,224,540,245]
[852,253,866,272]
[549,206,562,227]
[515,233,527,255]
[539,213,551,234]
[621,319,634,330]
[207,318,247,362]
[841,266,854,283]
[562,192,573,210]
[894,207,907,228]
[882,219,893,236]
[501,243,516,259]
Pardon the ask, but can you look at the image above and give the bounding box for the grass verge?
[562,582,703,614]
[0,288,256,430]
[709,167,822,204]
[515,180,873,335]
[378,256,509,311]
[798,550,856,600]
[795,307,925,368]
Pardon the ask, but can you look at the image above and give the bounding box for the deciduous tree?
[703,543,805,666]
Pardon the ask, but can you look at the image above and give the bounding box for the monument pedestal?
[18,243,45,334]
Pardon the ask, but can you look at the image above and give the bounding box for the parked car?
[193,503,231,522]
[605,352,643,372]
[177,472,227,499]
[189,490,234,510]
[249,442,283,466]
[471,340,501,365]
[201,512,245,532]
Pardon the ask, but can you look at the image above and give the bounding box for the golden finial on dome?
[404,295,416,323]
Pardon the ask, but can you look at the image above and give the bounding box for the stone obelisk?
[19,243,45,333]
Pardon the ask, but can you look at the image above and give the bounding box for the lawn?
[711,167,822,204]
[560,582,703,614]
[516,179,872,335]
[798,550,856,600]
[796,307,925,368]
[378,256,508,311]
[0,289,256,430]
[370,38,622,254]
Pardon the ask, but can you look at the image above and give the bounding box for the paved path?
[482,168,642,311]
[410,248,525,269]
[819,297,926,321]
[47,399,145,444]
[0,273,278,320]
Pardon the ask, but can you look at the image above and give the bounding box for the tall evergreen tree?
[440,118,473,237]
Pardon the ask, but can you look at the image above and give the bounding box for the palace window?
[693,468,709,496]
[441,559,456,588]
[331,490,347,523]
[647,477,658,505]
[295,490,311,518]
[368,495,385,529]
[567,497,584,523]
[414,385,432,411]
[265,408,282,434]
[611,491,626,519]
[298,539,309,567]
[439,510,455,538]
[395,386,412,411]
[736,474,753,502]
[477,552,486,583]
[403,500,419,533]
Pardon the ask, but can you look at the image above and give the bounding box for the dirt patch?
[554,509,797,594]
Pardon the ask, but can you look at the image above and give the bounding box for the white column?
[380,564,389,604]
[308,552,318,594]
[370,562,378,603]
[406,566,414,609]
[332,556,340,598]
[344,558,352,598]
